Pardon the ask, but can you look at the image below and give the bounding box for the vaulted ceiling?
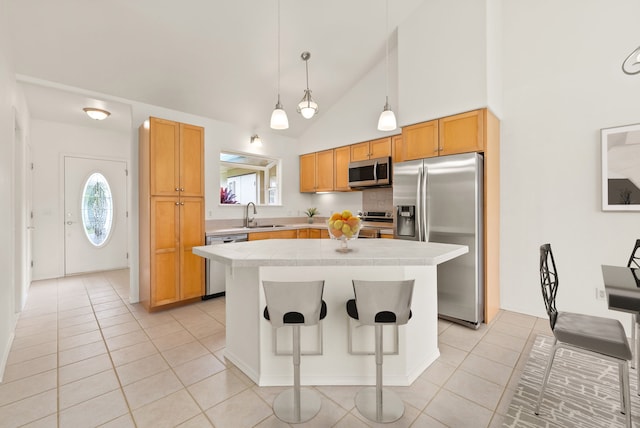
[9,0,425,136]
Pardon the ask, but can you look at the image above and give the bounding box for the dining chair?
[536,243,632,427]
[627,239,640,383]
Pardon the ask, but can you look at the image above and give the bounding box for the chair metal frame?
[262,280,326,424]
[536,244,631,428]
[346,279,414,424]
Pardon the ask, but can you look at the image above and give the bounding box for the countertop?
[193,238,468,267]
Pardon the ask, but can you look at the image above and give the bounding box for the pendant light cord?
[277,0,281,101]
[385,0,389,105]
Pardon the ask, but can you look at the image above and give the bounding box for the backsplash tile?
[361,188,393,213]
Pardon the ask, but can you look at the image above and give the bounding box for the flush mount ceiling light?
[622,46,640,75]
[377,0,397,131]
[250,134,263,146]
[270,0,289,130]
[297,51,318,119]
[83,107,111,120]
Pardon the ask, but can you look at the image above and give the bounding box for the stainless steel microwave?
[348,156,392,188]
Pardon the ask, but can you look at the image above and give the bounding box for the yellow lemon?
[342,224,351,234]
[334,220,343,230]
[341,210,352,219]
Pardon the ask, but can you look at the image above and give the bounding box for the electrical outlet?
[595,288,606,301]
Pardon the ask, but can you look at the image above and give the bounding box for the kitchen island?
[193,238,467,386]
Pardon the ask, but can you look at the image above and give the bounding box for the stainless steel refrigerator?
[393,152,483,328]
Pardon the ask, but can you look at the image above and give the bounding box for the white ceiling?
[8,0,425,136]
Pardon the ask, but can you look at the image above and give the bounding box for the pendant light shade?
[271,99,289,130]
[377,99,397,131]
[377,0,397,131]
[297,90,318,119]
[297,51,318,119]
[270,0,289,130]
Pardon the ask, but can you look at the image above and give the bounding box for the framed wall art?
[601,123,640,211]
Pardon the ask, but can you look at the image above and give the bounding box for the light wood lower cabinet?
[248,230,298,241]
[144,196,204,308]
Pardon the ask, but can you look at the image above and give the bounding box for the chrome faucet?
[244,202,257,228]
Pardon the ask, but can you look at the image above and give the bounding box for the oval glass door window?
[81,173,114,246]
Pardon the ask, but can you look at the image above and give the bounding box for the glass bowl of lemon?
[327,210,361,252]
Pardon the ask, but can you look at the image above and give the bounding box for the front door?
[64,156,128,275]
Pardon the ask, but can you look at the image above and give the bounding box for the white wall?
[300,0,640,332]
[0,0,31,380]
[500,0,640,323]
[30,120,130,280]
[398,0,490,126]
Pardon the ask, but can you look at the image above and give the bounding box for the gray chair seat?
[554,311,632,361]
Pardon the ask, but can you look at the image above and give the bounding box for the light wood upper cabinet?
[300,150,334,193]
[392,134,403,163]
[439,109,484,156]
[149,118,180,196]
[401,120,439,160]
[179,124,205,197]
[334,146,351,191]
[350,137,392,161]
[148,117,204,197]
[400,109,487,160]
[316,150,334,191]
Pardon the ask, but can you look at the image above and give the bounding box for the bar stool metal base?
[355,387,404,423]
[273,388,321,423]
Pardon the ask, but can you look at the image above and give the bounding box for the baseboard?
[0,330,16,383]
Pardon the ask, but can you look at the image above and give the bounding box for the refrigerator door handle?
[423,164,430,242]
[416,167,423,241]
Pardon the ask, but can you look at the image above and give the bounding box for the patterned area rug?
[504,335,639,427]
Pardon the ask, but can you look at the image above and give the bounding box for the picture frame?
[601,123,640,211]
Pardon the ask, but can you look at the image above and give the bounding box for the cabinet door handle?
[180,188,184,192]
[175,202,180,206]
[175,187,180,191]
[180,202,184,205]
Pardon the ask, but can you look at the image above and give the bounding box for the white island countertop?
[192,238,468,387]
[193,238,468,268]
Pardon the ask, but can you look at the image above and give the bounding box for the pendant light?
[270,0,289,130]
[377,0,397,131]
[297,51,318,119]
[622,46,640,75]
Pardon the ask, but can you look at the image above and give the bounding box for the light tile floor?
[0,269,553,427]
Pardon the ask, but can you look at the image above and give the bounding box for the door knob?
[66,221,75,225]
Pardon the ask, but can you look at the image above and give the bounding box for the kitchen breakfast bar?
[193,238,467,387]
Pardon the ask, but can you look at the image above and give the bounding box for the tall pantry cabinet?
[139,117,205,310]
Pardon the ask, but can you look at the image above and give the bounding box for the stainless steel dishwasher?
[203,233,248,300]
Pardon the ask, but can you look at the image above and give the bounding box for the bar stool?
[346,279,414,423]
[262,280,327,423]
